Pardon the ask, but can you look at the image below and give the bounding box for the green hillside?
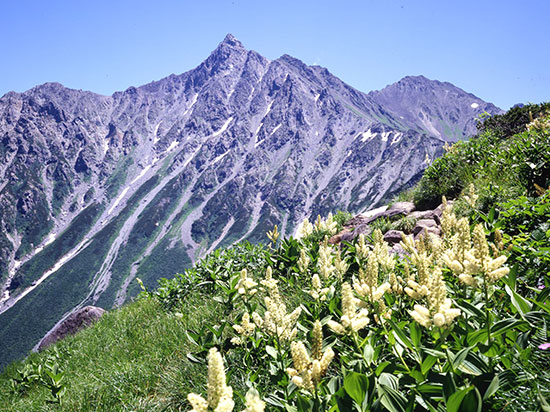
[0,103,549,411]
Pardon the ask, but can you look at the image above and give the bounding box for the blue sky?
[1,0,548,109]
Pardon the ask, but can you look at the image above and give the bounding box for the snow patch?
[254,122,263,136]
[212,151,229,165]
[360,205,388,218]
[391,132,403,145]
[10,238,92,304]
[183,93,199,116]
[381,132,391,142]
[359,129,376,143]
[153,121,162,144]
[269,124,281,137]
[471,102,479,109]
[130,165,151,184]
[166,140,180,152]
[263,101,274,118]
[212,117,233,137]
[314,93,320,102]
[108,187,130,215]
[102,138,109,155]
[183,146,202,168]
[45,233,56,246]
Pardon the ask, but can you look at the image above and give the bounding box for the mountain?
[0,34,502,368]
[368,75,501,141]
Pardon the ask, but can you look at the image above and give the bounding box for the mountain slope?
[0,34,501,368]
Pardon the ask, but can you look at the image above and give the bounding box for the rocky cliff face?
[0,34,502,368]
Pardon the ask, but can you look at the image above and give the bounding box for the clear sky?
[1,0,548,109]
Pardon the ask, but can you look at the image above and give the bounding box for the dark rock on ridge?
[37,306,105,351]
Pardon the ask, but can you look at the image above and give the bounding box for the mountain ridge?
[0,34,502,369]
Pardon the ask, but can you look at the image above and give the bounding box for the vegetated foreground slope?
[0,34,501,369]
[0,104,548,411]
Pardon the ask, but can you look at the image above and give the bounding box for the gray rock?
[409,210,436,220]
[410,209,440,225]
[386,202,416,217]
[412,219,440,237]
[37,306,105,351]
[383,230,405,244]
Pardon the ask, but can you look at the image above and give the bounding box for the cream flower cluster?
[318,242,337,280]
[353,260,391,303]
[409,267,461,328]
[355,233,370,261]
[462,183,479,208]
[442,223,510,285]
[352,230,394,304]
[314,212,338,235]
[295,218,314,239]
[236,269,258,297]
[309,273,332,301]
[266,225,280,245]
[231,312,256,345]
[287,321,335,392]
[297,248,311,275]
[372,229,395,272]
[328,282,370,334]
[242,389,265,412]
[187,348,265,412]
[527,111,550,131]
[254,267,301,342]
[333,249,349,280]
[188,348,234,412]
[440,197,458,236]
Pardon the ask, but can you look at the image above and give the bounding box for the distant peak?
[221,33,244,48]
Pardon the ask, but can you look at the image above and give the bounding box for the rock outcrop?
[36,306,105,351]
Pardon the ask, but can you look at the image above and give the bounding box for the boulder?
[385,202,416,218]
[412,219,440,237]
[37,306,105,351]
[383,230,405,245]
[409,209,440,223]
[328,229,352,244]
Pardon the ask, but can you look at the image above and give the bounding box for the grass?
[0,294,222,412]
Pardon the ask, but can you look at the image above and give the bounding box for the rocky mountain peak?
[221,33,244,49]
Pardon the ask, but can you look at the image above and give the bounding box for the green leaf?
[421,355,438,376]
[505,285,532,316]
[467,329,488,346]
[410,322,421,349]
[334,387,355,412]
[490,318,528,337]
[344,372,369,406]
[388,320,414,351]
[375,361,391,376]
[483,374,499,401]
[445,386,473,412]
[461,387,482,412]
[443,373,457,403]
[295,393,313,412]
[378,384,408,412]
[265,345,278,359]
[363,344,375,366]
[453,347,472,371]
